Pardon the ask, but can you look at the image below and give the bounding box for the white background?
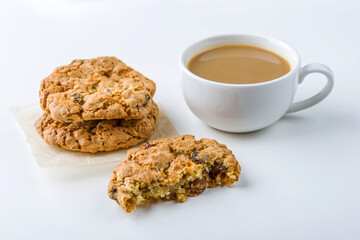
[1,0,360,239]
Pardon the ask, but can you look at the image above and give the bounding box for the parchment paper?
[11,102,179,168]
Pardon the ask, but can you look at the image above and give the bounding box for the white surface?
[1,0,359,239]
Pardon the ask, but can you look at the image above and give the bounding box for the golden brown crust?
[35,102,159,153]
[108,135,241,212]
[39,57,156,122]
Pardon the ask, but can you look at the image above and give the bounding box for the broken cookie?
[108,135,240,212]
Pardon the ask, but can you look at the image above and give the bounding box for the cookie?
[35,102,159,153]
[108,135,240,212]
[39,56,156,122]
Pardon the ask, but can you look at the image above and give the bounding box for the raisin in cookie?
[35,102,159,153]
[39,56,156,122]
[108,135,240,212]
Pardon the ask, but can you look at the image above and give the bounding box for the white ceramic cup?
[179,34,334,133]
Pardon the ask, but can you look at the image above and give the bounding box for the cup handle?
[287,63,334,113]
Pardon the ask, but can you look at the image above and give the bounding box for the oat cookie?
[35,102,159,153]
[39,57,156,122]
[108,135,240,212]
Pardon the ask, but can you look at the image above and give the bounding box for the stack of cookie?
[35,57,159,153]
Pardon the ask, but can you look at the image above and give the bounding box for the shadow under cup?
[179,34,301,133]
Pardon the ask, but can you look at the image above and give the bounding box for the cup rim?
[179,34,301,87]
